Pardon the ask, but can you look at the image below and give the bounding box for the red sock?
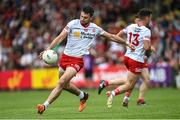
[114,88,121,96]
[125,90,132,97]
[137,98,144,103]
[104,80,109,87]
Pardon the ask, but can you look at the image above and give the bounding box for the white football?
[42,50,58,64]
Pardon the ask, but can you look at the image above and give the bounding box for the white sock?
[79,91,84,99]
[124,96,129,100]
[111,91,115,96]
[43,101,49,109]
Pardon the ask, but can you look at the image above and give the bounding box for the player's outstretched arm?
[46,29,68,50]
[101,31,135,50]
[116,30,126,37]
[39,28,68,59]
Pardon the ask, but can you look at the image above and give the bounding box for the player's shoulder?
[127,23,136,27]
[90,22,102,29]
[128,24,150,31]
[126,23,137,29]
[68,19,80,25]
[141,26,150,32]
[129,23,137,27]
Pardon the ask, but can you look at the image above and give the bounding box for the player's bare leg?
[37,67,77,114]
[63,83,81,95]
[122,78,137,107]
[106,71,138,108]
[111,71,138,95]
[59,68,81,96]
[46,67,77,103]
[59,68,89,112]
[137,68,150,105]
[122,68,150,107]
[63,82,89,112]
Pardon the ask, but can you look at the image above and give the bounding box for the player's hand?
[151,46,156,53]
[144,46,156,61]
[39,48,51,59]
[127,43,135,51]
[39,51,45,59]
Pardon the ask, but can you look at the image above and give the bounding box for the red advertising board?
[0,70,31,90]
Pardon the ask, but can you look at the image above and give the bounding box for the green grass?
[0,88,180,119]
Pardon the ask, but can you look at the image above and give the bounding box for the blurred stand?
[0,0,179,88]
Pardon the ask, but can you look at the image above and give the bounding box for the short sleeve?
[64,20,76,33]
[96,25,105,35]
[122,27,128,34]
[143,29,151,41]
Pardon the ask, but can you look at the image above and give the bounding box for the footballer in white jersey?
[98,8,155,108]
[123,23,151,63]
[37,6,134,114]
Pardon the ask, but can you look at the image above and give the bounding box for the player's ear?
[90,16,93,21]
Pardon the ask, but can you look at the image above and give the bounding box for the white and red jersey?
[63,19,104,57]
[123,24,151,63]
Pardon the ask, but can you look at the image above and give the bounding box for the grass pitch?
[0,88,180,119]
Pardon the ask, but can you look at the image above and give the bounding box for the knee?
[126,80,137,90]
[63,83,70,90]
[143,75,150,86]
[129,85,134,90]
[145,76,150,82]
[146,80,151,88]
[125,81,132,89]
[58,78,67,88]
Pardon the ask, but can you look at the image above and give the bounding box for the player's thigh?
[60,67,77,83]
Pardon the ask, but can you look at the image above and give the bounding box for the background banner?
[31,68,59,89]
[0,65,172,90]
[149,65,172,87]
[0,70,31,90]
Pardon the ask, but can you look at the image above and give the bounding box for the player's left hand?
[39,48,51,59]
[39,51,45,59]
[127,43,135,51]
[151,46,156,53]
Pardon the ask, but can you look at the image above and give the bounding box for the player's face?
[80,11,91,25]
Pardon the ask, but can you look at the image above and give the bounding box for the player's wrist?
[150,46,156,53]
[125,41,129,46]
[126,41,131,48]
[46,47,51,50]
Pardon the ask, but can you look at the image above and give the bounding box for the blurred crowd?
[0,0,179,73]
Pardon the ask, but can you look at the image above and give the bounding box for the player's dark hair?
[136,8,152,19]
[82,6,94,17]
